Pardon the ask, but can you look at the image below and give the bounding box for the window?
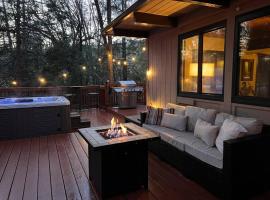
[233,6,270,106]
[181,36,199,93]
[178,23,226,100]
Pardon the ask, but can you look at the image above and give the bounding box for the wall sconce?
[146,69,152,79]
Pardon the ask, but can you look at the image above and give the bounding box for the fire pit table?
[78,122,158,199]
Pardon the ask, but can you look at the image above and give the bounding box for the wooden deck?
[0,108,269,200]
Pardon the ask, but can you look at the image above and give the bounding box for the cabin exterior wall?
[147,0,270,124]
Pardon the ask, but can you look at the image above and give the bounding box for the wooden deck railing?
[0,84,146,109]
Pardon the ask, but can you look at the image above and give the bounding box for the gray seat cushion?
[143,124,223,169]
[184,137,223,169]
[143,124,164,136]
[143,124,188,151]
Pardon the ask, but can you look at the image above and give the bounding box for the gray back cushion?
[214,112,234,127]
[166,103,185,116]
[185,106,217,131]
[234,116,263,135]
[215,112,263,135]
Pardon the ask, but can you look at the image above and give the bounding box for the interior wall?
[146,0,270,124]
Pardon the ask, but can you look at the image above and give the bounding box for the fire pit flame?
[102,117,130,139]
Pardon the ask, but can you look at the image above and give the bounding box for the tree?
[0,0,147,87]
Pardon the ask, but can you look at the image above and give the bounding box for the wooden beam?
[103,0,148,35]
[134,12,177,28]
[175,0,229,8]
[112,28,149,38]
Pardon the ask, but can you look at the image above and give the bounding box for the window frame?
[232,6,270,107]
[177,21,226,101]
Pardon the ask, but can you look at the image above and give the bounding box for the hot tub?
[0,96,71,139]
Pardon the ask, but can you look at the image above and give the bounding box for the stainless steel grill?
[112,80,143,108]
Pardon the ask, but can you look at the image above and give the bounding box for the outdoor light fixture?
[38,77,46,85]
[146,69,152,79]
[11,80,17,86]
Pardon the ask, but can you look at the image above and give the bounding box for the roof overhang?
[103,0,230,38]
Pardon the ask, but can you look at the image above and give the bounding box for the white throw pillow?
[161,113,187,131]
[215,119,247,153]
[194,119,219,147]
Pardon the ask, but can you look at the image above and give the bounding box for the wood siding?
[147,0,270,124]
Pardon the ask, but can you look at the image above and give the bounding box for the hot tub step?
[70,112,90,129]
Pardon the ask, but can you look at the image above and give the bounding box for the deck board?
[48,135,66,200]
[55,134,82,200]
[23,137,39,200]
[63,134,94,200]
[8,139,31,200]
[0,108,269,200]
[38,136,52,200]
[0,140,22,200]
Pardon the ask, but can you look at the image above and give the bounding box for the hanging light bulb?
[38,77,46,85]
[81,65,87,71]
[62,72,68,79]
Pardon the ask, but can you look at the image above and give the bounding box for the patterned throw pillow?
[145,106,174,125]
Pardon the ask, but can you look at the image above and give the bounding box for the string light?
[132,57,136,62]
[62,72,68,79]
[123,61,128,66]
[81,65,87,71]
[117,61,121,65]
[98,58,102,62]
[142,47,146,52]
[113,58,116,63]
[11,80,17,86]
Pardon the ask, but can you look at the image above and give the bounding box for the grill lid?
[118,80,136,87]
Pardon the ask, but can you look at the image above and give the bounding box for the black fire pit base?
[89,140,148,199]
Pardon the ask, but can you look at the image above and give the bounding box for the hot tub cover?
[0,96,70,109]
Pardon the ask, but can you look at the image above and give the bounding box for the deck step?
[70,112,91,129]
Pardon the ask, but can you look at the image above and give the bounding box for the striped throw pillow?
[145,106,174,125]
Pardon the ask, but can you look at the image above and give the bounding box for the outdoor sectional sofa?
[141,103,270,200]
